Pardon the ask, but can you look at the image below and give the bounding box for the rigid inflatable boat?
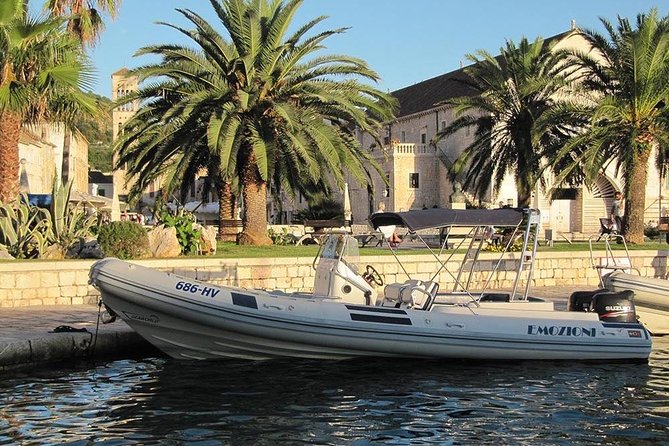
[89,208,651,361]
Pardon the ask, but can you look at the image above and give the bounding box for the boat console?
[313,234,377,305]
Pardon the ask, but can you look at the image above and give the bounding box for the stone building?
[351,26,669,237]
[110,68,140,219]
[18,124,88,195]
[88,170,113,198]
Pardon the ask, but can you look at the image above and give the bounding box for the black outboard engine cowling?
[591,290,637,322]
[568,289,608,311]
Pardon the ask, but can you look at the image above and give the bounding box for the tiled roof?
[112,67,130,76]
[391,30,574,119]
[19,128,55,147]
[392,68,477,118]
[88,170,113,184]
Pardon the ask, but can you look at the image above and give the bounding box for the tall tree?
[0,0,96,202]
[44,0,120,46]
[434,36,572,207]
[115,83,238,240]
[115,0,396,245]
[548,10,669,244]
[44,0,122,185]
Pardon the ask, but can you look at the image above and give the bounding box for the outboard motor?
[591,290,637,322]
[568,289,607,312]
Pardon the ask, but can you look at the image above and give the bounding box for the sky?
[81,0,669,98]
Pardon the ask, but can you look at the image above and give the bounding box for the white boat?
[89,208,651,362]
[605,272,669,311]
[604,272,669,335]
[588,234,669,335]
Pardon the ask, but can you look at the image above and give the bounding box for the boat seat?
[383,280,440,310]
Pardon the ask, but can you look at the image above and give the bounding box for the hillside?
[77,92,114,172]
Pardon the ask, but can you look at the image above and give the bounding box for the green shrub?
[98,221,149,259]
[268,227,294,245]
[292,196,343,223]
[158,208,201,255]
[644,225,660,239]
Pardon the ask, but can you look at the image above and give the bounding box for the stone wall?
[0,250,667,308]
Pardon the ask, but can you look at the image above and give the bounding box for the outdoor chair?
[597,217,616,242]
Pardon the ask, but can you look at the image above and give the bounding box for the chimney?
[571,19,577,30]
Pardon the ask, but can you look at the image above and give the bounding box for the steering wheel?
[364,264,384,286]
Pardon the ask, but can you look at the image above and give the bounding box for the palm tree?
[43,0,120,46]
[115,84,238,240]
[548,10,669,244]
[44,0,122,185]
[0,0,96,203]
[115,0,396,245]
[434,36,572,207]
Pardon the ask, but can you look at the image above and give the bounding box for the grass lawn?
[213,239,669,259]
[214,242,403,258]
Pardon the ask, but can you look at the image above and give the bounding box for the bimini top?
[369,208,526,232]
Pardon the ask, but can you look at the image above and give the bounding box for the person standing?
[610,191,624,232]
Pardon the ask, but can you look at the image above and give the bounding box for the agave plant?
[0,198,50,258]
[44,180,98,256]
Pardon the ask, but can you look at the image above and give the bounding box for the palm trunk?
[516,180,532,208]
[625,149,650,244]
[61,128,71,185]
[0,110,22,203]
[237,152,272,245]
[216,181,237,241]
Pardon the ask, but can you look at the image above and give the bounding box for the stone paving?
[0,286,590,372]
[0,304,157,372]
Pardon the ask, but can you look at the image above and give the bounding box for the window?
[385,174,391,197]
[98,189,106,197]
[421,133,427,144]
[465,126,470,137]
[409,173,419,189]
[401,131,406,143]
[383,136,390,145]
[441,121,446,131]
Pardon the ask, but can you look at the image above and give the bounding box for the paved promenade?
[0,304,158,372]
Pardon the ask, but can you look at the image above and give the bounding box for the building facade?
[351,27,669,236]
[18,124,88,195]
[110,68,140,219]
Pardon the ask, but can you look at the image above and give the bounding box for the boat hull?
[90,259,652,361]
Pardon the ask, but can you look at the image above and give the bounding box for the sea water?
[1,337,667,445]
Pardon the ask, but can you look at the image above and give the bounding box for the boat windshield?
[320,234,361,272]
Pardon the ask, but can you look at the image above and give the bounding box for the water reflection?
[1,338,667,445]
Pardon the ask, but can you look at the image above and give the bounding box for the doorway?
[550,200,571,233]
